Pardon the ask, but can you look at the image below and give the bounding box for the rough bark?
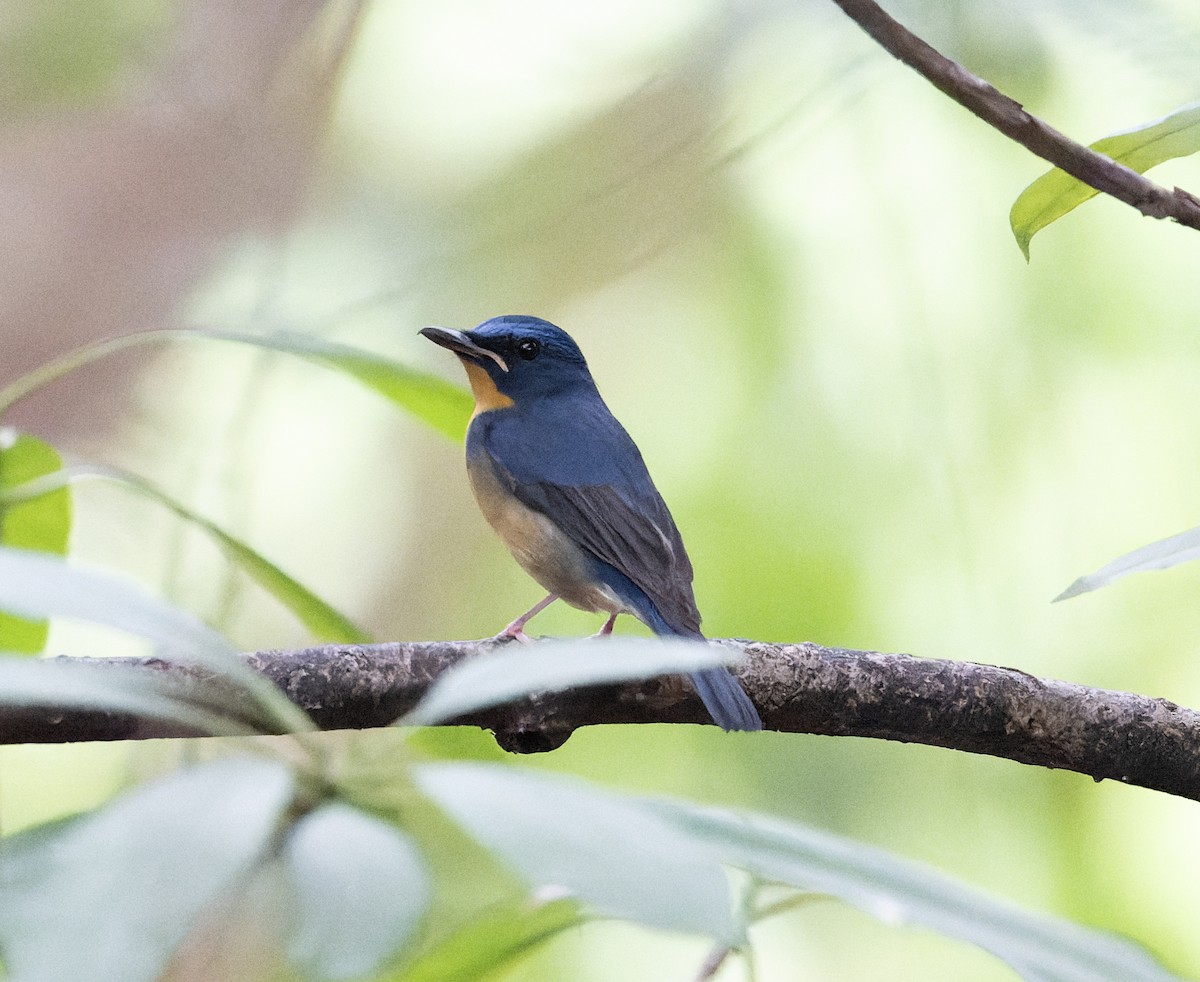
[4,638,1199,801]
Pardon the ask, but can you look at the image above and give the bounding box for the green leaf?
[406,636,739,726]
[217,330,472,442]
[394,898,584,982]
[0,757,296,982]
[0,545,311,734]
[283,802,430,980]
[0,328,472,441]
[414,763,738,944]
[652,801,1183,982]
[0,430,70,653]
[1011,101,1200,258]
[1054,525,1200,601]
[195,512,372,644]
[2,464,370,643]
[0,657,261,737]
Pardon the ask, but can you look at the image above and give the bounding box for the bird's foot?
[591,613,619,638]
[495,593,558,644]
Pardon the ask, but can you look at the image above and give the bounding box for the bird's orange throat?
[461,358,514,416]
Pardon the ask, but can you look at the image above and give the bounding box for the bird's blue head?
[420,315,594,412]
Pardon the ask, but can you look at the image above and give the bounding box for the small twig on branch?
[829,0,1200,231]
[4,639,1200,803]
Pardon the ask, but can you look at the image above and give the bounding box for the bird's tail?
[689,667,762,732]
[602,568,763,731]
[641,608,762,731]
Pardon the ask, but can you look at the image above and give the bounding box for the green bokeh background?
[3,0,1200,979]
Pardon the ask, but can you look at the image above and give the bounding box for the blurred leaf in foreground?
[405,636,737,726]
[0,545,310,733]
[654,800,1183,982]
[0,657,261,737]
[283,802,430,980]
[413,760,1182,982]
[0,758,295,982]
[415,763,739,945]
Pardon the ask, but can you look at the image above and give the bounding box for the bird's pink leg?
[499,593,558,644]
[594,613,619,637]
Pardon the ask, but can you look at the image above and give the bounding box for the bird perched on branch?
[421,315,762,732]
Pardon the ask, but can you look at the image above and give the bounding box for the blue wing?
[469,398,701,636]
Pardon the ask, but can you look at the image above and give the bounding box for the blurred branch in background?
[829,0,1200,234]
[0,0,365,439]
[6,638,1200,801]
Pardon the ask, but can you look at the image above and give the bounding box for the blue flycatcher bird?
[420,315,762,732]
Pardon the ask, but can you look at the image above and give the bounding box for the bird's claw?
[590,613,618,638]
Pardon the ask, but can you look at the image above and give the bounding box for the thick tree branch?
[829,0,1200,231]
[4,639,1200,802]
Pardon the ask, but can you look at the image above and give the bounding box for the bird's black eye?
[515,338,540,361]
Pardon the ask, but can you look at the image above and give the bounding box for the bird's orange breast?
[460,359,514,417]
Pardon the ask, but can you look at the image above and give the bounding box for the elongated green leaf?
[0,546,311,733]
[1011,101,1200,258]
[283,803,430,980]
[414,763,738,944]
[0,328,471,440]
[406,637,738,726]
[0,757,296,982]
[2,465,369,643]
[1054,525,1200,601]
[394,898,584,982]
[652,801,1182,982]
[0,657,260,737]
[0,430,70,653]
[198,515,372,643]
[212,330,472,441]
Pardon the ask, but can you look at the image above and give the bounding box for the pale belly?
[467,453,627,616]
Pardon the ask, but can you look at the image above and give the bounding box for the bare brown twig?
[5,638,1200,803]
[829,0,1200,231]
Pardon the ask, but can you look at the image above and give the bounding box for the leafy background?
[3,0,1200,978]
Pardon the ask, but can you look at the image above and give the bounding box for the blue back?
[462,315,701,636]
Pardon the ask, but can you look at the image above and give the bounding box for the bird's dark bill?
[420,326,509,372]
